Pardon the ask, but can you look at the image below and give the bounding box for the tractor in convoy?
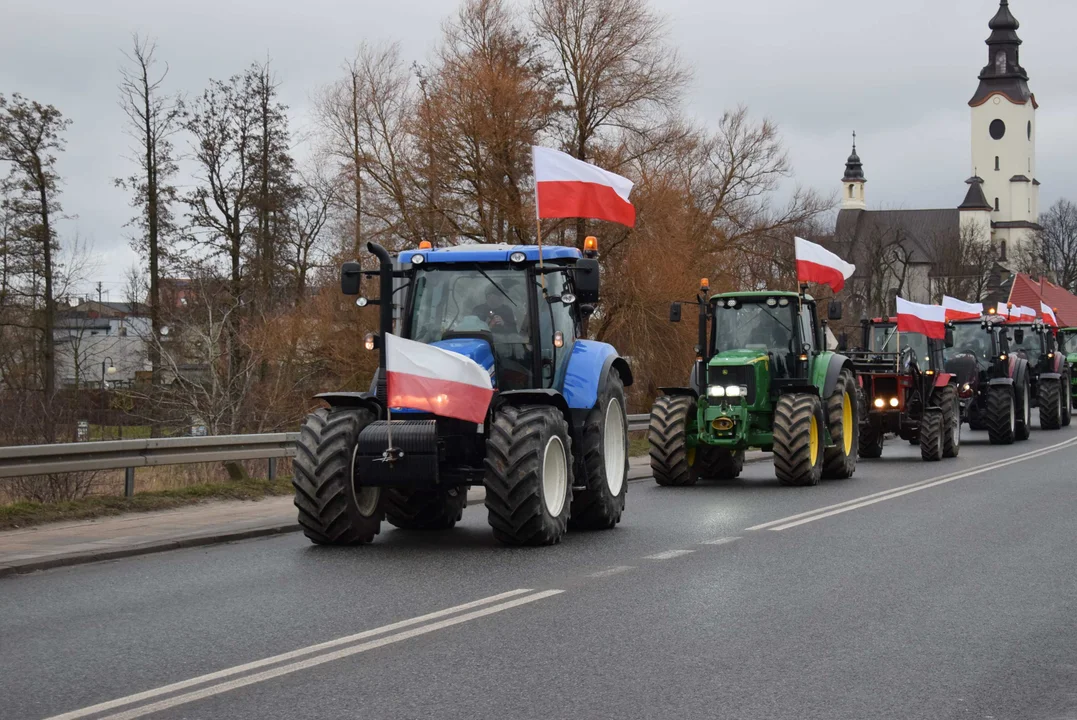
[293,238,632,546]
[944,313,1032,444]
[1008,320,1072,429]
[647,283,859,487]
[1063,327,1077,410]
[847,318,960,461]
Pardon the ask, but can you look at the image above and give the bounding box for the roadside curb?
[0,492,490,578]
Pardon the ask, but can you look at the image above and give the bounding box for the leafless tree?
[1016,199,1077,291]
[284,164,336,303]
[116,34,183,385]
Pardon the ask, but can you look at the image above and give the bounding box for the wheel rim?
[686,445,696,467]
[350,444,381,517]
[1024,385,1031,426]
[809,415,819,466]
[842,392,854,455]
[952,401,961,448]
[542,435,568,517]
[603,398,626,496]
[1009,395,1015,432]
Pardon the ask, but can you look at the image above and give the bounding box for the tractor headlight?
[510,251,527,263]
[364,333,377,351]
[411,254,425,265]
[999,353,1007,361]
[708,386,726,398]
[874,398,885,408]
[889,397,899,408]
[725,385,742,398]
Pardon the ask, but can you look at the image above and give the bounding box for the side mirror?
[669,302,682,323]
[1014,328,1025,345]
[341,261,362,296]
[574,258,600,303]
[828,300,843,321]
[579,304,596,319]
[945,328,955,349]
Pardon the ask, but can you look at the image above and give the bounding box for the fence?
[0,415,650,497]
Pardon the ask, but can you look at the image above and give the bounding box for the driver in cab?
[473,285,518,333]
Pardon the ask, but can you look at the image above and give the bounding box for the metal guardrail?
[0,416,650,497]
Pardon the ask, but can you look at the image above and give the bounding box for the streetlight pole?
[101,357,116,439]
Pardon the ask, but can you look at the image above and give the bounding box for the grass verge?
[629,432,649,458]
[0,478,293,531]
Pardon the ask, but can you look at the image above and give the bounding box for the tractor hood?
[709,349,770,367]
[428,338,497,386]
[945,353,980,386]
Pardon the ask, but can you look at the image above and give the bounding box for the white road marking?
[700,536,741,545]
[44,588,536,720]
[643,549,695,560]
[752,435,1077,532]
[588,565,636,577]
[93,590,564,720]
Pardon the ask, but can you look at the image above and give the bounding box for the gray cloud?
[2,0,1073,295]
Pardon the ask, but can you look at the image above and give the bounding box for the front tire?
[823,368,858,479]
[292,407,384,545]
[570,370,628,530]
[696,446,744,480]
[919,410,944,462]
[1039,377,1063,430]
[385,487,466,530]
[986,385,1016,445]
[649,395,698,487]
[937,385,961,458]
[484,405,572,546]
[1015,376,1032,441]
[859,421,885,459]
[773,394,825,487]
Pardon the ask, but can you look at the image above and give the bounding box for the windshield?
[409,266,529,344]
[1061,330,1077,354]
[945,322,991,366]
[1009,325,1043,366]
[712,300,795,356]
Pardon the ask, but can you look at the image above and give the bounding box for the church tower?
[841,133,866,211]
[969,0,1040,259]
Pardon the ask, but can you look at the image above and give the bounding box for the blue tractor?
[293,239,633,546]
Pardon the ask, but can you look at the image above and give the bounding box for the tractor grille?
[708,365,757,404]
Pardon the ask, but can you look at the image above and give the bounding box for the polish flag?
[795,237,856,293]
[1041,303,1059,328]
[385,334,494,424]
[942,296,983,321]
[1006,305,1036,323]
[995,302,1011,319]
[533,146,635,227]
[896,297,947,340]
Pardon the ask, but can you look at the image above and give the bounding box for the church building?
[832,1,1041,311]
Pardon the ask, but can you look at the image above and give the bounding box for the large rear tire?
[986,385,1016,445]
[484,405,572,546]
[649,395,698,487]
[292,407,384,545]
[1039,377,1063,430]
[385,487,466,530]
[1063,374,1072,427]
[919,410,944,461]
[570,370,628,530]
[773,394,825,487]
[823,369,858,479]
[1015,376,1032,441]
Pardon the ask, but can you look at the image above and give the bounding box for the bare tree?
[0,93,71,410]
[116,34,183,386]
[284,165,336,303]
[1016,199,1077,291]
[531,0,690,247]
[929,220,997,302]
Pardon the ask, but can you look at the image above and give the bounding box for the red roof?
[1007,274,1077,327]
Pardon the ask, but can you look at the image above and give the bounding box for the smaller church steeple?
[841,132,866,210]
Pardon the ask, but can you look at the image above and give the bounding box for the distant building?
[831,1,1041,314]
[54,301,151,388]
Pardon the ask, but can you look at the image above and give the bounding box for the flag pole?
[533,145,547,292]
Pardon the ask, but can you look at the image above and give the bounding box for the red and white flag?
[795,237,856,293]
[533,146,635,227]
[1041,302,1059,327]
[942,296,983,321]
[1006,304,1036,323]
[385,334,494,424]
[896,297,947,340]
[995,302,1011,319]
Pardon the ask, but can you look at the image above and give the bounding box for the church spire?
[970,1,1033,106]
[842,132,865,182]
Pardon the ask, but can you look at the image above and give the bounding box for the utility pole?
[97,281,103,303]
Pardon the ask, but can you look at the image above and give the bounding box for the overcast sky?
[2,0,1075,298]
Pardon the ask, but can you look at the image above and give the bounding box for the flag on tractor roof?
[1041,303,1059,327]
[942,296,983,321]
[532,146,635,227]
[896,297,947,340]
[385,334,494,424]
[794,237,856,293]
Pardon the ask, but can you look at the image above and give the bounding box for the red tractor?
[848,318,961,461]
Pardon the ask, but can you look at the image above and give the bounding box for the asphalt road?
[3,420,1077,720]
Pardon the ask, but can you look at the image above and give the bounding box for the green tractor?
[648,282,859,487]
[1062,327,1077,410]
